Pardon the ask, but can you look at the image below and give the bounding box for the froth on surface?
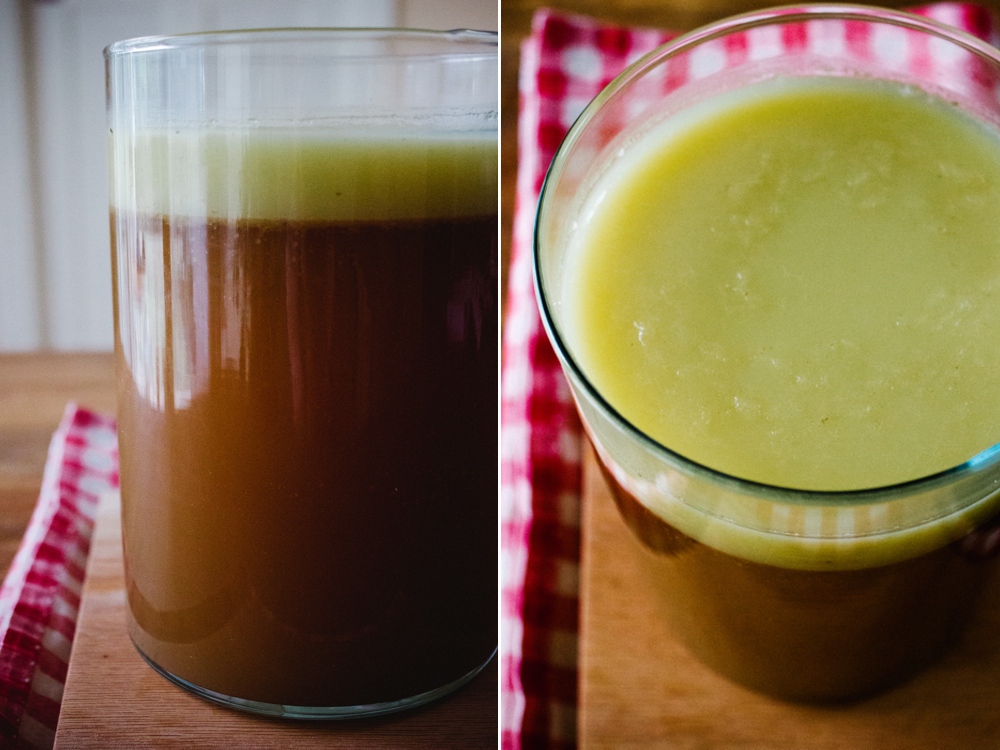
[110,130,496,221]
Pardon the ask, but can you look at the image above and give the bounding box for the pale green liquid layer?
[568,77,1000,494]
[111,130,496,221]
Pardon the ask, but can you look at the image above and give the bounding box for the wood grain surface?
[55,493,497,748]
[578,444,1000,749]
[0,353,116,579]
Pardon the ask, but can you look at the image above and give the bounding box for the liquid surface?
[111,130,496,221]
[112,135,497,707]
[566,77,1000,491]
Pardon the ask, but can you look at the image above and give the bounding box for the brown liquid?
[596,453,999,702]
[112,211,497,707]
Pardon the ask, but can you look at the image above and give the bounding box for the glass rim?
[104,27,497,60]
[534,2,1000,507]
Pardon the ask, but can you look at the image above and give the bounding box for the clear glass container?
[535,4,1000,702]
[106,28,497,718]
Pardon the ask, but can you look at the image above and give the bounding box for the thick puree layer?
[564,76,1000,567]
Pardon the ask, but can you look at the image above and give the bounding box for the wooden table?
[55,493,497,748]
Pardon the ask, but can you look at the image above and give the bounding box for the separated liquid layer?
[566,77,1000,493]
[111,132,497,708]
[561,76,1000,700]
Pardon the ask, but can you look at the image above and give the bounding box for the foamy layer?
[109,130,496,221]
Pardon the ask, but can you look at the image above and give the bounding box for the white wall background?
[0,0,498,352]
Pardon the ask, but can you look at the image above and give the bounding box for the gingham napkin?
[0,404,118,749]
[499,5,1000,749]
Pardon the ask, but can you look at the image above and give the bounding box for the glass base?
[135,643,497,720]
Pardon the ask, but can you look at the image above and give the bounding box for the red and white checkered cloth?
[0,404,118,749]
[500,5,1000,749]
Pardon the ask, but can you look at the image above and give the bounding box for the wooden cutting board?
[578,443,1000,749]
[54,493,496,749]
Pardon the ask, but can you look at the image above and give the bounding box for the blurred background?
[0,0,498,352]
